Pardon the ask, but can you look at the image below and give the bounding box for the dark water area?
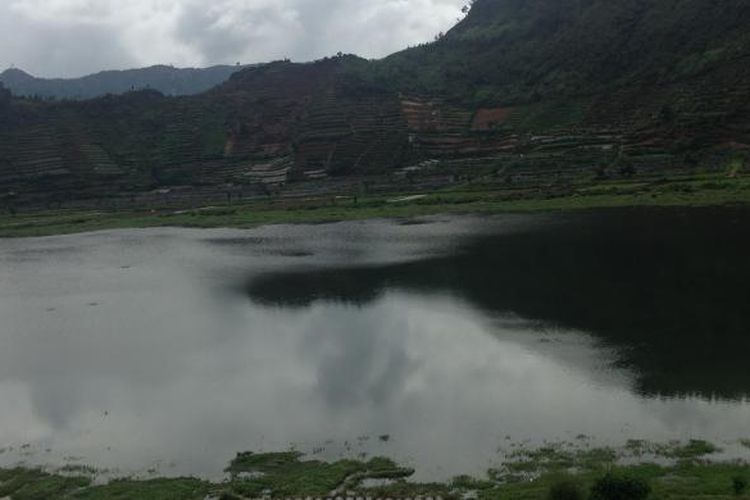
[0,207,749,480]
[248,207,750,400]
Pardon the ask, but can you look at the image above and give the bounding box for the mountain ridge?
[1,0,749,210]
[0,64,250,99]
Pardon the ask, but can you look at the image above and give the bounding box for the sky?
[0,0,468,78]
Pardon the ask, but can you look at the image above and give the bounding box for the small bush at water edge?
[590,472,651,500]
[547,477,585,500]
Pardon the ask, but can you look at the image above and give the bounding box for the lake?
[1,207,749,481]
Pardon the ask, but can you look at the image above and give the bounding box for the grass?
[481,441,749,500]
[71,478,210,500]
[1,442,749,499]
[223,451,413,497]
[1,173,749,238]
[0,468,91,500]
[625,439,721,461]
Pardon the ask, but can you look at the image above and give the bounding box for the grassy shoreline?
[1,174,749,238]
[2,440,749,499]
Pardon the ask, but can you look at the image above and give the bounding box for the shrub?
[733,475,748,496]
[590,473,651,500]
[547,477,585,500]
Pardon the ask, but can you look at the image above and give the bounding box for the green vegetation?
[0,468,210,500]
[224,451,412,497]
[734,476,749,496]
[625,439,721,461]
[1,172,748,238]
[2,0,750,212]
[589,473,651,500]
[1,442,749,499]
[355,0,750,106]
[0,468,91,500]
[71,478,210,500]
[547,476,585,500]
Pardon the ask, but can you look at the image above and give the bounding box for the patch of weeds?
[1,442,749,499]
[0,468,91,500]
[192,207,238,217]
[699,181,734,190]
[488,468,526,484]
[547,475,585,500]
[355,479,453,498]
[71,477,210,500]
[625,439,648,456]
[576,447,618,469]
[590,472,651,500]
[506,445,577,473]
[57,464,99,475]
[451,474,496,490]
[662,439,720,460]
[225,450,302,475]
[733,475,748,496]
[361,456,414,479]
[228,459,361,496]
[727,158,745,177]
[223,451,412,497]
[501,444,617,478]
[626,439,720,461]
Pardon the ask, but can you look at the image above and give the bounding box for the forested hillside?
[362,0,750,105]
[1,0,749,209]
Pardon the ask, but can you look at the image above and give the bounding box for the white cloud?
[0,0,467,77]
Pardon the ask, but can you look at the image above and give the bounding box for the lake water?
[1,208,749,480]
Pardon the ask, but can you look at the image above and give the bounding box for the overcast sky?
[0,0,467,78]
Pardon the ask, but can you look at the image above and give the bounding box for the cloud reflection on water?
[0,214,749,480]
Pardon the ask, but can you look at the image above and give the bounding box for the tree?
[0,82,10,108]
[0,82,11,123]
[591,473,650,500]
[462,0,477,15]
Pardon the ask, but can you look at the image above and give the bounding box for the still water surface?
[0,208,749,480]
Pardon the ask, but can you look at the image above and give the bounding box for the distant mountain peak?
[1,67,33,79]
[0,64,246,99]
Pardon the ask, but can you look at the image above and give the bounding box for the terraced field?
[1,45,749,212]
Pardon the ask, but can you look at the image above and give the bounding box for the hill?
[0,64,247,99]
[362,0,750,105]
[1,0,749,210]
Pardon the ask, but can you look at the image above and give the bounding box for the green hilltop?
[361,0,750,105]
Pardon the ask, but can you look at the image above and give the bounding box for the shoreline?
[1,174,749,238]
[2,440,749,499]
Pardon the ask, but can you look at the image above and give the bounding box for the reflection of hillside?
[246,207,750,400]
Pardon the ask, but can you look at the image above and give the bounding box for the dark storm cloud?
[1,0,466,78]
